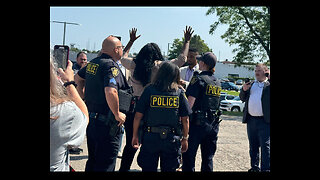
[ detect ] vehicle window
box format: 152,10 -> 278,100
233,96 -> 240,101
226,96 -> 234,100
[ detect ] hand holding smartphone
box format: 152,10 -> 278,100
53,45 -> 69,70
243,78 -> 252,91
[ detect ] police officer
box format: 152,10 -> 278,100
75,35 -> 128,171
182,52 -> 222,172
132,62 -> 192,172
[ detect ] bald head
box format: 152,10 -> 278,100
101,35 -> 123,61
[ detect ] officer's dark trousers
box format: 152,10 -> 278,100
247,115 -> 270,171
119,111 -> 137,172
137,132 -> 181,172
85,115 -> 122,172
182,122 -> 219,172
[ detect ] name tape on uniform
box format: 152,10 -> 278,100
86,63 -> 99,75
205,85 -> 221,96
150,95 -> 179,108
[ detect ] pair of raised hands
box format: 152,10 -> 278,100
128,25 -> 194,43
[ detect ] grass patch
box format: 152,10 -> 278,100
221,89 -> 240,96
222,111 -> 243,116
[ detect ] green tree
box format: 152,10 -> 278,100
168,34 -> 212,59
206,6 -> 270,65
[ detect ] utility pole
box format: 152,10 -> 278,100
50,21 -> 81,45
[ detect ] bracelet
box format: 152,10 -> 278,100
182,135 -> 189,140
63,81 -> 77,88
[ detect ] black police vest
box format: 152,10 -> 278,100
193,74 -> 221,112
144,87 -> 182,129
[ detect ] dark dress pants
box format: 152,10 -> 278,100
247,115 -> 270,171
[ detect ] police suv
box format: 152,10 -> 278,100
219,96 -> 245,112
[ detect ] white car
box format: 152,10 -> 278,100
220,96 -> 245,112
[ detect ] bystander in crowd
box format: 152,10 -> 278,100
50,55 -> 88,172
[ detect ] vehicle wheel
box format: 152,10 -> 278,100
231,107 -> 240,112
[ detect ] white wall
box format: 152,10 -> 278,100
214,62 -> 256,79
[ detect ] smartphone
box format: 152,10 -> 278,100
53,45 -> 69,70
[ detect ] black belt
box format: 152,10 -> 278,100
144,126 -> 177,139
145,126 -> 176,134
89,112 -> 109,121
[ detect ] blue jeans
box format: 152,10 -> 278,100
247,115 -> 270,171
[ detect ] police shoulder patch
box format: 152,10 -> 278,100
111,67 -> 119,77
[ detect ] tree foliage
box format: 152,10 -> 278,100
168,34 -> 212,59
206,6 -> 270,65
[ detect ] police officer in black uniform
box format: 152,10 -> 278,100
75,35 -> 128,172
132,62 -> 191,172
182,52 -> 222,172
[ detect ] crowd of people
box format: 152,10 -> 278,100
50,26 -> 270,172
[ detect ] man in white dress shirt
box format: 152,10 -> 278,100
179,48 -> 200,88
240,63 -> 270,172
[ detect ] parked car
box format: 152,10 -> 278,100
219,94 -> 235,103
220,96 -> 245,112
221,82 -> 239,92
236,79 -> 243,85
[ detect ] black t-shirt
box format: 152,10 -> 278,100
77,53 -> 128,115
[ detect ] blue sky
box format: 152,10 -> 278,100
50,6 -> 237,61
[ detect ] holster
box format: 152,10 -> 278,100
192,110 -> 222,127
89,111 -> 120,137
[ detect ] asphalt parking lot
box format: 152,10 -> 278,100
70,114 -> 250,172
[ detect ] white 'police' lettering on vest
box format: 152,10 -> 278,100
205,85 -> 221,96
150,95 -> 179,108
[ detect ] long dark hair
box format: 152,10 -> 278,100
133,43 -> 164,86
152,62 -> 180,92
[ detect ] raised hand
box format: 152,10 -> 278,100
129,28 -> 141,42
184,26 -> 194,42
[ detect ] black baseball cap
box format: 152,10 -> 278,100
196,52 -> 217,69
